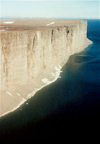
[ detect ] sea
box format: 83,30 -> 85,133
0,19 -> 100,143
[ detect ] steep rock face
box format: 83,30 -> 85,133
0,19 -> 92,117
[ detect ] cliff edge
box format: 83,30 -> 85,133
0,19 -> 92,117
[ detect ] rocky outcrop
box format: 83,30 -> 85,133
0,19 -> 92,117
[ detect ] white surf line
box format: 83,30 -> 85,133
3,21 -> 14,24
6,91 -> 12,97
46,22 -> 55,26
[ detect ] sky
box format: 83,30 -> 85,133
0,0 -> 100,19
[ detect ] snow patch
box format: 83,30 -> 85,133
37,31 -> 40,41
46,22 -> 55,26
42,78 -> 48,83
6,91 -> 12,96
42,78 -> 52,84
55,66 -> 60,71
16,93 -> 20,96
55,66 -> 62,72
3,21 -> 14,24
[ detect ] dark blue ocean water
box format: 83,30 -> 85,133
0,19 -> 100,143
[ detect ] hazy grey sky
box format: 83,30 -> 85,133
0,0 -> 99,19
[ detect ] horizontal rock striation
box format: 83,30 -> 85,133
0,19 -> 92,117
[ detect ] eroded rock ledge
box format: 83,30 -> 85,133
0,19 -> 92,117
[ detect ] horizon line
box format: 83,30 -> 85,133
0,17 -> 100,20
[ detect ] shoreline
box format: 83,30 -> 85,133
0,65 -> 62,118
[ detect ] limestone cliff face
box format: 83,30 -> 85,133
0,20 -> 92,117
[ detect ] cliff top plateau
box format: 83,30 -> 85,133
0,19 -> 84,31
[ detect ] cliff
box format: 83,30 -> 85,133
0,19 -> 92,117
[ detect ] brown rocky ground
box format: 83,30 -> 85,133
0,18 -> 83,31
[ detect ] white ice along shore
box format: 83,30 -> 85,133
42,65 -> 62,85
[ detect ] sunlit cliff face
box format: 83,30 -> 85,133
0,19 -> 92,117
